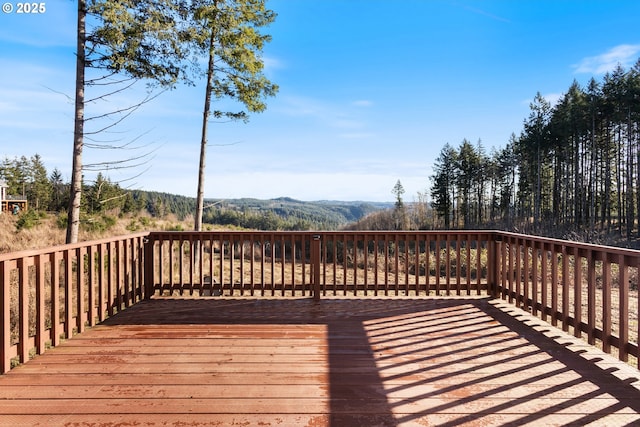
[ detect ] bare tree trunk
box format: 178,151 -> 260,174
194,30 -> 216,232
66,0 -> 86,244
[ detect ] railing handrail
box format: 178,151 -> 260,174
496,230 -> 640,259
0,231 -> 151,262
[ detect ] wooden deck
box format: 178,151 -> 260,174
1,296 -> 640,426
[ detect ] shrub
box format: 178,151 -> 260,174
126,219 -> 140,232
56,214 -> 67,229
82,214 -> 117,233
16,209 -> 41,231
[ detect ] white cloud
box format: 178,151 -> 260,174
574,44 -> 640,74
263,56 -> 285,71
352,100 -> 373,107
276,95 -> 372,132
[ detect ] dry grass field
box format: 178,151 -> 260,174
0,213 -> 199,254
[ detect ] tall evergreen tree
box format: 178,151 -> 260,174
27,154 -> 52,211
519,92 -> 552,230
391,179 -> 407,230
183,0 -> 279,232
430,144 -> 458,228
49,168 -> 68,212
67,0 -> 188,243
456,139 -> 480,228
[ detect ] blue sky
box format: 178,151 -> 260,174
1,1 -> 640,202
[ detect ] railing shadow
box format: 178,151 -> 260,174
100,296 -> 640,426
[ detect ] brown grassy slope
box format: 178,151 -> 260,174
0,213 -> 198,254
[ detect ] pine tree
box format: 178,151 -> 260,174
67,0 -> 189,243
430,144 -> 458,229
182,0 -> 279,231
391,179 -> 407,230
27,154 -> 52,211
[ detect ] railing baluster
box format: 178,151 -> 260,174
301,234 -> 306,296
77,247 -> 85,333
18,257 -> 29,364
36,254 -> 46,354
1,260 -> 11,373
561,246 -> 570,332
312,235 -> 321,301
531,242 -> 538,316
283,235 -> 287,296
122,241 -> 130,307
425,235 -> 431,295
515,237 -> 522,305
445,234 -> 451,295
384,234 -> 389,296
435,235 -> 441,295
551,245 -> 558,326
522,239 -> 529,310
587,249 -> 596,345
64,249 -> 73,338
249,234 -> 254,297
500,237 -> 507,300
507,238 -> 514,303
116,241 -> 123,311
352,235 -> 357,296
50,252 -> 60,347
394,234 -> 400,296
260,237 -> 265,297
403,235 -> 409,295
98,244 -> 106,320
455,234 -> 462,296
465,234 -> 471,296
88,245 -> 96,326
541,243 -> 549,322
573,248 -> 583,338
602,254 -> 612,353
375,234 -> 380,295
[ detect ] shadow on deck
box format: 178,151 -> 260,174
1,296 -> 640,426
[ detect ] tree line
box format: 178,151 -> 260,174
429,59 -> 640,241
1,155 -> 143,229
0,156 -> 383,231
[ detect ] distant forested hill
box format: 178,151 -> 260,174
130,191 -> 391,230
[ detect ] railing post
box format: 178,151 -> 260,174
312,234 -> 321,301
144,236 -> 154,299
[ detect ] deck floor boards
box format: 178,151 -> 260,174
1,296 -> 640,426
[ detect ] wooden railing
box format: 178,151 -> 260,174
495,232 -> 640,365
0,232 -> 148,373
144,231 -> 495,298
2,230 -> 639,374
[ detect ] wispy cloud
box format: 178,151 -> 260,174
574,44 -> 640,74
454,2 -> 511,23
262,56 -> 286,78
352,100 -> 373,107
277,95 -> 370,131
